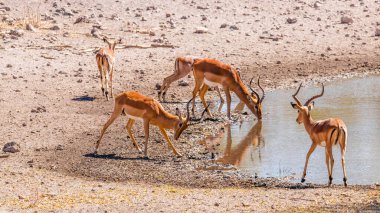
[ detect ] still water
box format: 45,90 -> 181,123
202,75 -> 380,185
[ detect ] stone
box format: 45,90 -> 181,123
375,29 -> 380,36
3,142 -> 20,153
26,23 -> 37,32
341,16 -> 353,24
74,16 -> 89,24
9,29 -> 24,37
178,80 -> 189,86
286,18 -> 297,24
50,25 -> 60,30
230,25 -> 239,30
194,27 -> 208,34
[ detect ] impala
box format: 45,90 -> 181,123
94,91 -> 205,158
291,83 -> 348,186
96,37 -> 122,100
191,58 -> 265,120
158,56 -> 225,104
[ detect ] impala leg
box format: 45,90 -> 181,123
223,86 -> 232,119
109,68 -> 114,98
143,119 -> 150,159
340,140 -> 347,187
159,75 -> 171,102
159,127 -> 182,157
125,119 -> 142,153
95,104 -> 123,154
199,84 -> 212,117
301,143 -> 317,183
325,149 -> 331,183
327,145 -> 334,186
191,77 -> 204,117
96,57 -> 105,95
104,69 -> 110,101
216,87 -> 225,104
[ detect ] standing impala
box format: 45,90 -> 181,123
191,58 -> 265,120
96,37 -> 122,100
290,83 -> 348,186
158,56 -> 225,104
95,91 -> 203,158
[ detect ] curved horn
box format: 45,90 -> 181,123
249,78 -> 261,103
304,83 -> 324,106
257,77 -> 265,103
292,83 -> 303,106
200,102 -> 211,121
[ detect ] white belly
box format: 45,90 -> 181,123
125,113 -> 143,122
204,79 -> 221,87
319,141 -> 326,147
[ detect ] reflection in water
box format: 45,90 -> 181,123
216,121 -> 263,166
199,75 -> 380,184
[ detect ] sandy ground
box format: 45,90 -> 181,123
0,0 -> 379,211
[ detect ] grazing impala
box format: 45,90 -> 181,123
291,83 -> 348,186
191,58 -> 265,120
158,56 -> 225,103
96,37 -> 122,100
95,91 -> 204,158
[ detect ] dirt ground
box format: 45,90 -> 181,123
0,0 -> 379,212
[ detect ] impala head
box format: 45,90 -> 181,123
174,98 -> 192,140
174,98 -> 209,140
290,83 -> 324,124
248,77 -> 266,119
103,37 -> 122,51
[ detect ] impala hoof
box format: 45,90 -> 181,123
343,177 -> 347,187
301,178 -> 306,183
176,154 -> 183,158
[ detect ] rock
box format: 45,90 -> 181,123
178,80 -> 189,86
229,25 -> 239,30
63,32 -> 69,37
3,142 -> 20,153
49,25 -> 60,30
55,145 -> 64,150
314,1 -> 321,8
6,64 -> 12,68
26,23 -> 37,32
91,27 -> 102,38
286,18 -> 297,24
1,6 -> 11,11
341,16 -> 353,24
9,29 -> 24,37
194,27 -> 208,34
74,16 -> 89,24
220,23 -> 228,28
375,29 -> 380,36
155,83 -> 161,90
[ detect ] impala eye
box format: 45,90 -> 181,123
179,123 -> 183,127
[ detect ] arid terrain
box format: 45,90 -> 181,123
0,0 -> 379,212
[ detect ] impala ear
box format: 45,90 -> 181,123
307,101 -> 315,111
291,102 -> 301,109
